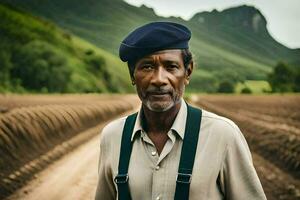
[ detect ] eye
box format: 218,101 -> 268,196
166,64 -> 179,70
141,64 -> 154,70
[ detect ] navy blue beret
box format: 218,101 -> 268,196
119,22 -> 191,63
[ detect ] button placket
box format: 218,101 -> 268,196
155,165 -> 160,170
141,132 -> 159,165
156,130 -> 176,165
152,161 -> 164,200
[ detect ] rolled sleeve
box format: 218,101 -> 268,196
219,128 -> 267,200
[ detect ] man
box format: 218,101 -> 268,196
95,22 -> 266,200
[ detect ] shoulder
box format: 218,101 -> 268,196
201,109 -> 252,158
200,109 -> 244,145
102,116 -> 127,137
99,116 -> 127,149
201,109 -> 239,131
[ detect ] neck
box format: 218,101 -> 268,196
142,100 -> 182,134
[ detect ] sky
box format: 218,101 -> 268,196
124,0 -> 300,49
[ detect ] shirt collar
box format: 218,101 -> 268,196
131,99 -> 187,141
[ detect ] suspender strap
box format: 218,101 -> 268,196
114,113 -> 137,200
174,104 -> 202,200
115,103 -> 202,200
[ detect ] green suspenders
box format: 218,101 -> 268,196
114,112 -> 137,200
114,103 -> 202,200
174,104 -> 202,200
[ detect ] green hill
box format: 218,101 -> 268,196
0,3 -> 132,93
1,0 -> 299,93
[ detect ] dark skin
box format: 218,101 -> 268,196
142,103 -> 181,155
132,49 -> 193,154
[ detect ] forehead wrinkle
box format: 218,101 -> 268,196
155,53 -> 182,64
146,56 -> 180,66
137,49 -> 183,66
155,50 -> 182,61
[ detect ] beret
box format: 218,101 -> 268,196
119,22 -> 191,63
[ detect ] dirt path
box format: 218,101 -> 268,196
3,104 -> 140,200
6,133 -> 100,200
5,126 -> 299,199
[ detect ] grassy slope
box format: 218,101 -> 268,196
59,5 -> 274,80
235,80 -> 271,93
0,3 -> 132,93
1,0 -> 299,92
70,36 -> 133,92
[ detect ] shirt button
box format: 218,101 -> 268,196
156,196 -> 160,200
151,151 -> 156,156
155,166 -> 160,170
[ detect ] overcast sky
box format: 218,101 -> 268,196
124,0 -> 300,49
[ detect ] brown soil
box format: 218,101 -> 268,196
5,134 -> 100,200
3,94 -> 300,200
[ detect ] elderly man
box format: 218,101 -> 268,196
95,22 -> 266,200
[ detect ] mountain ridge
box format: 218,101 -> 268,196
1,0 -> 299,92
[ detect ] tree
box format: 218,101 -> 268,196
293,69 -> 300,92
84,54 -> 106,73
217,81 -> 234,93
11,40 -> 72,92
241,87 -> 252,94
268,62 -> 294,93
0,51 -> 13,89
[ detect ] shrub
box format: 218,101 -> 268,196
217,81 -> 235,93
241,87 -> 252,94
11,40 -> 72,92
268,62 -> 294,93
293,69 -> 300,92
84,54 -> 106,73
0,51 -> 12,87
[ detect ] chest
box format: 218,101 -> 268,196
147,132 -> 169,155
111,137 -> 225,200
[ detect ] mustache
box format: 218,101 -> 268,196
146,86 -> 173,94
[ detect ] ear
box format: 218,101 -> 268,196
184,61 -> 194,85
128,63 -> 136,85
129,68 -> 136,85
131,76 -> 136,85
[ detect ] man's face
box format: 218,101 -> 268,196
133,49 -> 193,112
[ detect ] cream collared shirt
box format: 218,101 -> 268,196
95,101 -> 266,200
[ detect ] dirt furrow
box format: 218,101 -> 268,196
6,133 -> 100,200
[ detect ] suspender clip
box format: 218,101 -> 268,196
176,173 -> 192,184
114,174 -> 129,184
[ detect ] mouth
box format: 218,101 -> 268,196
147,91 -> 171,98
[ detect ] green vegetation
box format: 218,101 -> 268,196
0,3 -> 132,93
235,80 -> 271,93
267,62 -> 300,93
11,40 -> 72,93
0,1 -> 299,93
187,69 -> 218,93
240,87 -> 252,94
217,81 -> 235,93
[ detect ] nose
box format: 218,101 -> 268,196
150,66 -> 168,87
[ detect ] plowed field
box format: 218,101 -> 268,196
190,94 -> 300,200
1,94 -> 299,200
0,94 -> 140,199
